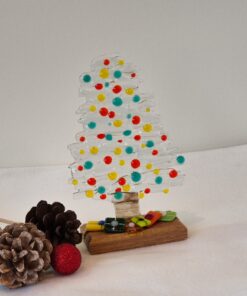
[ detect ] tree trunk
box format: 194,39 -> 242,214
113,192 -> 140,218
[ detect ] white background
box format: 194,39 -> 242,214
0,0 -> 247,167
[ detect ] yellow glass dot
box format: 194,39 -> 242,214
141,143 -> 146,148
146,163 -> 153,170
89,105 -> 96,112
108,172 -> 118,180
139,192 -> 145,199
122,184 -> 131,192
146,107 -> 151,112
79,149 -> 85,155
163,188 -> 169,194
119,159 -> 125,166
118,59 -> 125,65
114,147 -> 122,155
153,169 -> 160,175
143,123 -> 153,133
90,146 -> 99,155
99,68 -> 109,79
113,120 -> 123,128
125,88 -> 134,95
72,179 -> 78,186
97,93 -> 106,102
86,190 -> 94,198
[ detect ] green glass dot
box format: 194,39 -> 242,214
106,134 -> 113,141
97,186 -> 106,194
133,95 -> 141,103
88,121 -> 96,129
146,140 -> 154,148
114,192 -> 123,200
112,97 -> 123,107
105,82 -> 110,87
155,176 -> 163,184
123,130 -> 132,136
177,155 -> 185,164
131,171 -> 142,183
127,113 -> 132,119
114,70 -> 122,79
84,161 -> 93,170
83,74 -> 91,83
125,146 -> 134,154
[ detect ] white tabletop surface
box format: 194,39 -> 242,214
0,145 -> 246,296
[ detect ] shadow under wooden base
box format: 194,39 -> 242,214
81,218 -> 188,255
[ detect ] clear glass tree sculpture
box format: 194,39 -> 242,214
68,55 -> 185,218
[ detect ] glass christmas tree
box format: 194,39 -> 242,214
68,55 -> 185,218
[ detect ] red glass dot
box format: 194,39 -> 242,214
118,177 -> 126,186
77,165 -> 83,171
100,194 -> 107,200
97,133 -> 105,139
112,85 -> 122,94
169,169 -> 178,178
134,135 -> 141,141
104,59 -> 110,66
161,134 -> 167,141
79,136 -> 85,142
104,156 -> 112,165
144,188 -> 151,194
152,149 -> 159,156
132,115 -> 141,125
131,73 -> 136,78
115,187 -> 122,192
108,111 -> 115,118
99,107 -> 108,117
87,178 -> 96,186
131,159 -> 141,169
118,139 -> 123,143
95,83 -> 103,90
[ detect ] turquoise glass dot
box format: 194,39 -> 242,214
88,121 -> 96,129
112,97 -> 123,107
125,146 -> 134,154
114,192 -> 123,200
108,122 -> 112,126
105,82 -> 110,87
84,161 -> 93,170
127,113 -> 132,119
155,176 -> 163,184
114,70 -> 122,79
97,186 -> 106,194
133,95 -> 141,103
123,130 -> 132,136
83,74 -> 91,83
146,140 -> 154,148
106,134 -> 113,141
131,171 -> 142,183
177,155 -> 185,164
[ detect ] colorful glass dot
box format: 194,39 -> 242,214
114,192 -> 123,200
134,135 -> 141,141
153,169 -> 160,175
131,159 -> 140,169
161,134 -> 167,141
87,178 -> 96,186
114,147 -> 122,155
79,149 -> 85,155
143,123 -> 153,132
89,105 -> 96,112
163,188 -> 169,194
85,190 -> 94,198
99,68 -> 109,79
104,59 -> 110,66
84,161 -> 93,170
72,179 -> 78,185
127,113 -> 132,119
88,121 -> 96,129
105,134 -> 113,141
105,82 -> 110,87
108,111 -> 115,118
125,146 -> 134,154
155,176 -> 163,184
118,59 -> 125,65
146,163 -> 153,170
125,88 -> 134,95
104,156 -> 112,164
144,188 -> 151,194
131,171 -> 141,182
146,140 -> 154,148
123,130 -> 132,136
95,83 -> 103,90
112,97 -> 123,107
77,165 -> 83,171
132,115 -> 141,125
90,146 -> 99,155
169,169 -> 178,178
112,85 -> 122,94
177,155 -> 185,164
115,187 -> 122,192
122,184 -> 130,192
99,107 -> 108,116
152,149 -> 158,156
97,133 -> 105,139
139,192 -> 145,199
97,93 -> 106,102
114,70 -> 122,79
79,136 -> 85,142
119,159 -> 125,166
82,74 -> 91,83
108,172 -> 118,180
97,186 -> 106,194
131,73 -> 136,78
113,120 -> 123,127
100,194 -> 107,200
146,107 -> 151,112
133,95 -> 141,103
141,143 -> 146,148
118,177 -> 126,186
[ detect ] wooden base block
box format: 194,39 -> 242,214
81,218 -> 188,255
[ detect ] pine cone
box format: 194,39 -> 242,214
0,223 -> 53,289
25,200 -> 82,246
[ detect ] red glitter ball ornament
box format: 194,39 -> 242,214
131,159 -> 141,169
97,133 -> 105,139
152,149 -> 159,156
99,107 -> 108,116
100,194 -> 107,200
104,156 -> 112,164
79,136 -> 85,142
77,165 -> 83,171
104,59 -> 110,66
95,83 -> 103,90
132,116 -> 141,125
169,169 -> 178,178
112,85 -> 122,94
51,243 -> 81,275
87,178 -> 96,186
108,111 -> 115,118
118,177 -> 126,186
161,134 -> 167,141
144,188 -> 151,194
134,135 -> 141,141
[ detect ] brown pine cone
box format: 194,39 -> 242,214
25,200 -> 82,246
0,223 -> 53,289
